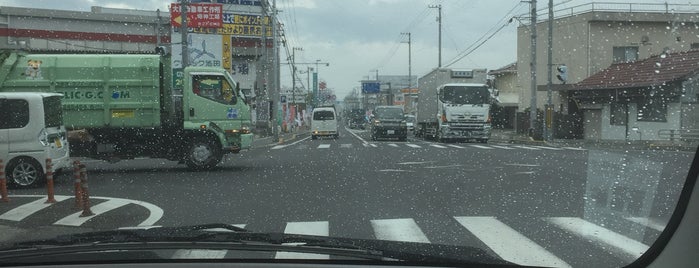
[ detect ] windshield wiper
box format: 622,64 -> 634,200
0,223 -> 510,265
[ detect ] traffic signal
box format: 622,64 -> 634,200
556,65 -> 568,84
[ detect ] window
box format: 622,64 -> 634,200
610,103 -> 627,125
637,97 -> 667,122
613,46 -> 639,63
313,110 -> 334,120
192,75 -> 236,105
43,96 -> 63,128
0,99 -> 30,129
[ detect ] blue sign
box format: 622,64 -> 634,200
361,82 -> 381,94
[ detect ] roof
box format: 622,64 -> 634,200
488,62 -> 517,75
572,49 -> 699,90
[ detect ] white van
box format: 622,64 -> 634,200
311,107 -> 339,139
0,92 -> 70,187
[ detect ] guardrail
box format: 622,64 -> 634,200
658,129 -> 699,142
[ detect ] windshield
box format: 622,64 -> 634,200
374,108 -> 403,120
0,1 -> 697,268
440,86 -> 489,104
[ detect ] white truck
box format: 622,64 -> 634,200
415,68 -> 496,143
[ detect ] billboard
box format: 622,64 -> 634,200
361,81 -> 380,94
171,33 -> 223,69
170,3 -> 223,28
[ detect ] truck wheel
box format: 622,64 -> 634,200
186,139 -> 222,170
6,157 -> 45,188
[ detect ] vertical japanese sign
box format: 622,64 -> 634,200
170,3 -> 223,28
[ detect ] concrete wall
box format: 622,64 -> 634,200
592,102 -> 683,141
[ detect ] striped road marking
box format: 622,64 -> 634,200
388,143 -> 399,147
547,217 -> 649,260
406,144 -> 422,148
371,218 -> 430,243
340,144 -> 352,148
54,199 -> 131,226
275,221 -> 330,259
448,145 -> 465,148
454,216 -> 571,268
430,144 -> 447,148
317,144 -> 331,149
0,196 -> 71,221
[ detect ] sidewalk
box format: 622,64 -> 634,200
490,128 -> 697,152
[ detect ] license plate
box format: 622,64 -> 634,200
387,130 -> 395,135
54,138 -> 62,148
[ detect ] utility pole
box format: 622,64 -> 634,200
179,0 -> 189,68
529,0 -> 538,139
545,0 -> 553,141
401,32 -> 411,88
292,47 -> 303,110
271,0 -> 279,141
429,4 -> 442,67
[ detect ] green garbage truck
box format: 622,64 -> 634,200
0,49 -> 253,170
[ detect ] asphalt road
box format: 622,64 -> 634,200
1,124 -> 695,267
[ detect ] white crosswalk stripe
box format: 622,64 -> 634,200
340,144 -> 352,148
276,141 -> 577,151
448,144 -> 465,148
454,216 -> 571,267
162,216 -> 651,262
317,144 -> 331,149
430,144 -> 447,148
371,218 -> 430,243
406,143 -> 422,148
624,217 -> 666,232
275,221 -> 330,259
547,217 -> 650,260
388,143 -> 399,147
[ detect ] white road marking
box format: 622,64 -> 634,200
371,218 -> 430,243
469,145 -> 493,149
370,144 -> 378,147
625,217 -> 666,232
531,145 -> 563,150
513,145 -> 541,150
504,163 -> 540,167
563,147 -> 587,151
406,144 -> 422,148
378,169 -> 415,172
317,144 -> 331,149
54,199 -> 131,226
515,171 -> 536,175
0,196 -> 70,221
388,143 -> 399,147
271,145 -> 287,150
430,144 -> 447,148
345,126 -> 368,143
490,145 -> 515,149
4,195 -> 163,227
547,217 -> 649,260
362,143 -> 370,147
454,216 -> 571,268
340,144 -> 352,148
172,249 -> 228,259
448,144 -> 465,148
397,161 -> 434,165
275,221 -> 330,259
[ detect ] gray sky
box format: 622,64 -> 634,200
1,0 -> 687,97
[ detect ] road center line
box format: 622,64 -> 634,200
345,126 -> 368,144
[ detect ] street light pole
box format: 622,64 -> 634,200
179,0 -> 189,68
529,0 -> 538,139
401,32 -> 411,88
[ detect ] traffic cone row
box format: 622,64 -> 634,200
45,158 -> 56,203
78,163 -> 94,217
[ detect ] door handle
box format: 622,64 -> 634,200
190,108 -> 195,117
